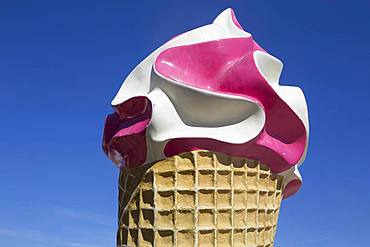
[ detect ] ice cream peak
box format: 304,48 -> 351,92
102,9 -> 309,198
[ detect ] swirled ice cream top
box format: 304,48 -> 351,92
102,9 -> 309,198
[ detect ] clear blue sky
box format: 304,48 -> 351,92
1,1 -> 369,246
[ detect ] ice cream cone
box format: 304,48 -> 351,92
117,150 -> 283,247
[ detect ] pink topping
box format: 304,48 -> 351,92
154,37 -> 306,173
102,10 -> 306,197
102,97 -> 151,167
283,180 -> 302,199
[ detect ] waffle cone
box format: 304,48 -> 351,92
117,150 -> 283,247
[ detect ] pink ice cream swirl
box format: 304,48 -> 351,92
102,9 -> 309,198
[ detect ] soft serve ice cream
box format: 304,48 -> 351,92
103,8 -> 309,198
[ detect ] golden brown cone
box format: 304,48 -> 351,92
117,150 -> 283,247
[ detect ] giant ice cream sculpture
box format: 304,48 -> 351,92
103,9 -> 308,247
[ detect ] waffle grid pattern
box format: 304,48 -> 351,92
117,151 -> 283,247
